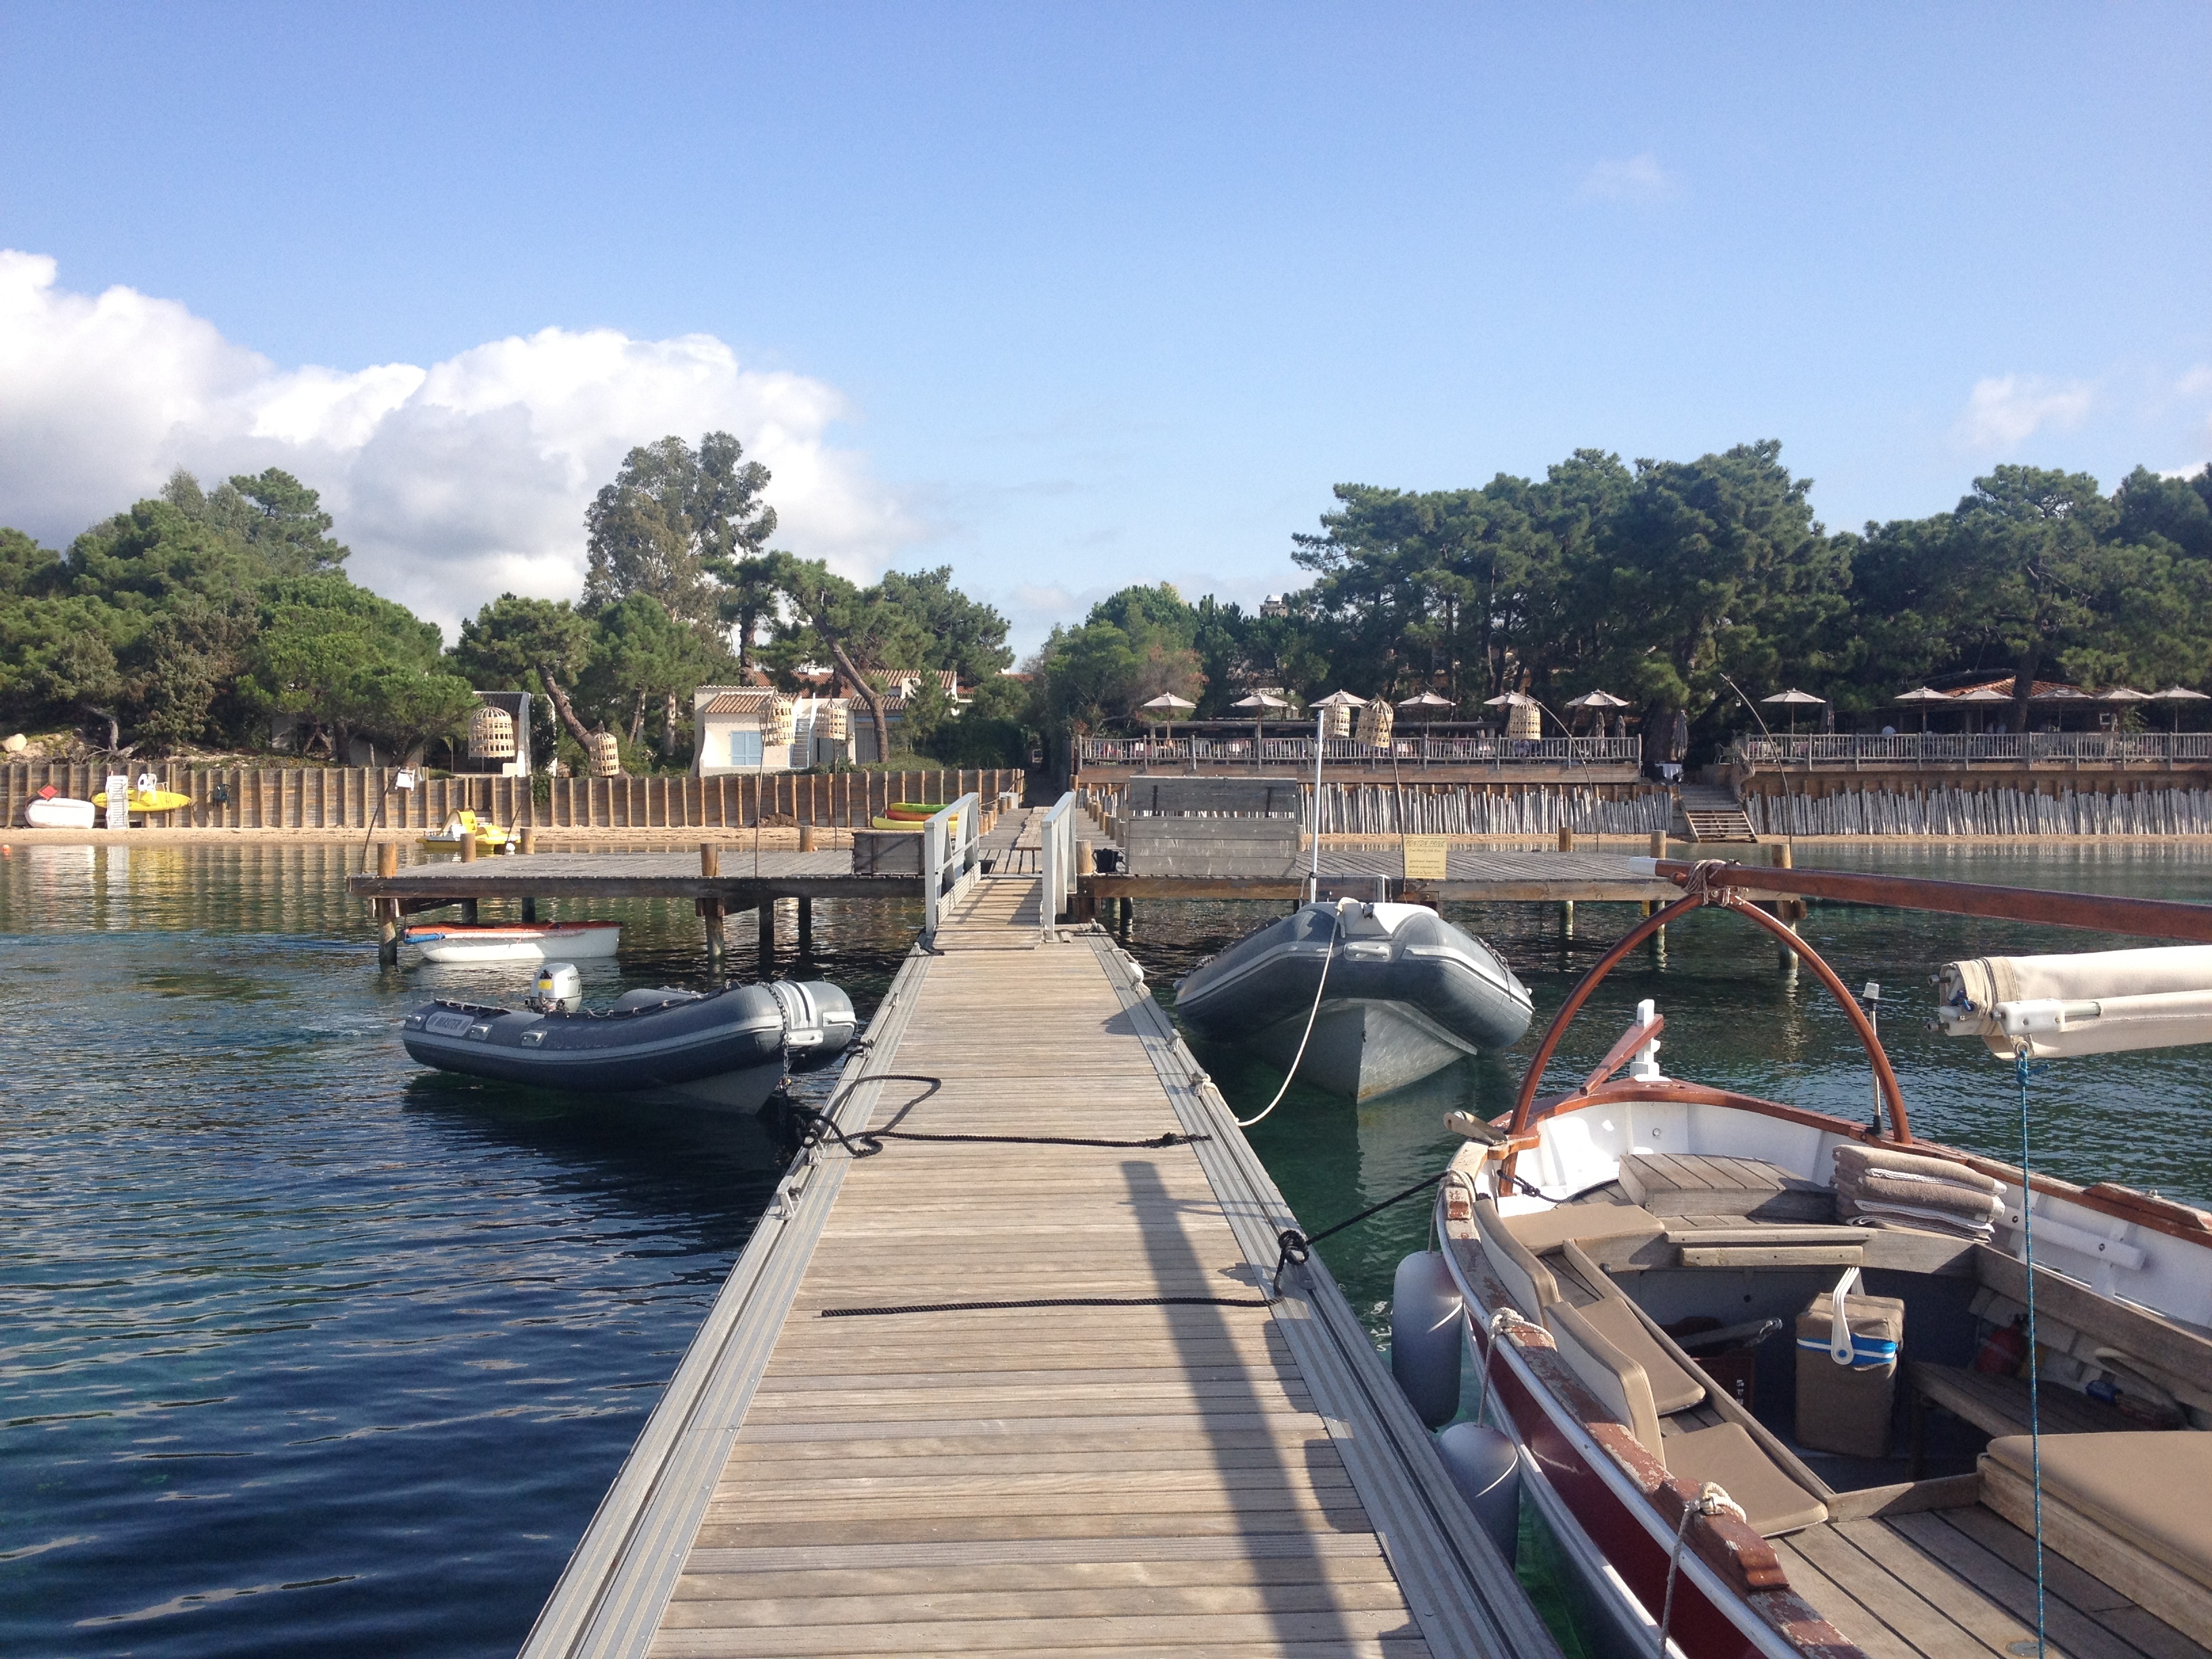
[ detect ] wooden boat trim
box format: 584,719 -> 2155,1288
1439,1174 -> 1859,1659
1643,857 -> 2212,945
1505,888 -> 1912,1180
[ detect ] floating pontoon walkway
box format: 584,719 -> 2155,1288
517,859 -> 1556,1659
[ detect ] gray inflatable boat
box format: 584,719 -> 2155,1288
401,970 -> 856,1113
1175,900 -> 1530,1099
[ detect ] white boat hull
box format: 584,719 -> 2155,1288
1250,996 -> 1479,1099
404,923 -> 622,962
23,798 -> 98,829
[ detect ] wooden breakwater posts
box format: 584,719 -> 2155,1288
4,762 -> 1022,834
516,862 -> 1559,1659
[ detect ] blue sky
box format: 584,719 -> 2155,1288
2,2 -> 2207,653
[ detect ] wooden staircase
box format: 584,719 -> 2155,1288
1677,784 -> 1759,843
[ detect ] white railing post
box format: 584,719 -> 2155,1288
1040,790 -> 1076,943
920,792 -> 981,943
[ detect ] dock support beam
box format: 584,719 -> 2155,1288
459,898 -> 478,924
521,897 -> 537,923
1770,841 -> 1802,979
796,896 -> 813,957
1561,899 -> 1574,939
700,844 -> 724,972
758,900 -> 777,973
375,842 -> 401,966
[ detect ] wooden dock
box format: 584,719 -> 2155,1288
516,855 -> 1557,1659
1088,847 -> 1680,905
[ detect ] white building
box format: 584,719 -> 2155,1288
693,687 -> 864,775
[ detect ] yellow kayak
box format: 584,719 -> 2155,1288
91,788 -> 192,814
420,811 -> 510,852
869,815 -> 927,832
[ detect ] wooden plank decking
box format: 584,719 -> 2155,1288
520,856 -> 1553,1659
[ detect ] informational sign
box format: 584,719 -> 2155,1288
1402,834 -> 1449,881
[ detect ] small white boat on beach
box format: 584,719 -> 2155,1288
401,920 -> 621,962
22,796 -> 97,829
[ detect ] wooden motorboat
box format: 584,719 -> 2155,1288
1419,861 -> 2212,1659
1176,898 -> 1532,1099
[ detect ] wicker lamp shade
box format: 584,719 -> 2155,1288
1356,699 -> 1395,745
467,703 -> 517,760
588,731 -> 623,776
817,702 -> 851,741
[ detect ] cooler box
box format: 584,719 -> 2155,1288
1795,1273 -> 1904,1458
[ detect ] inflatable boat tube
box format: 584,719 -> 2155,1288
1174,899 -> 1531,1100
401,978 -> 857,1112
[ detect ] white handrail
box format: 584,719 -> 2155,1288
921,792 -> 982,941
1039,790 -> 1077,943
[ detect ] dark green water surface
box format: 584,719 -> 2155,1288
2,840 -> 2207,1655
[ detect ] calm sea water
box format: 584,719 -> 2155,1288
3,838 -> 2208,1656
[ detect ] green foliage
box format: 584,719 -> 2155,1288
588,431 -> 775,635
875,567 -> 1015,682
581,592 -> 731,756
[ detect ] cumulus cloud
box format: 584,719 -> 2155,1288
1577,152 -> 1681,204
0,250 -> 915,636
1953,373 -> 2096,452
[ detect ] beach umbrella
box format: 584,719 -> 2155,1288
1896,685 -> 1948,733
1565,689 -> 1630,738
1139,692 -> 1195,745
1229,691 -> 1289,756
1311,689 -> 1367,706
1761,687 -> 1826,735
2098,686 -> 2152,701
1951,684 -> 2012,734
1395,690 -> 1452,750
2152,686 -> 2211,733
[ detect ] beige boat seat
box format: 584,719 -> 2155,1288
1473,1193 -> 1560,1317
1500,1197 -> 1668,1254
1548,1300 -> 1828,1538
1985,1432 -> 2212,1601
1555,1240 -> 1707,1415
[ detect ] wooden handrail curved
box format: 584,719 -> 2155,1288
1504,890 -> 1911,1176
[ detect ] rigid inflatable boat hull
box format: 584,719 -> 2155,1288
1176,901 -> 1530,1099
400,979 -> 855,1112
1248,996 -> 1485,1101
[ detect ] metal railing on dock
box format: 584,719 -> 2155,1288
919,792 -> 983,941
1736,732 -> 2212,766
1083,734 -> 1639,768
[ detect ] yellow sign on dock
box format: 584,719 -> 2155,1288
1403,834 -> 1449,880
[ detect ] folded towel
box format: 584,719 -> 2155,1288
1833,1145 -> 2002,1239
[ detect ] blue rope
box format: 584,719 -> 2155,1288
2014,1046 -> 2048,1659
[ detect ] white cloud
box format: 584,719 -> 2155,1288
1953,373 -> 2096,452
0,250 -> 915,638
1577,152 -> 1680,204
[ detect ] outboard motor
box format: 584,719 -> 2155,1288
769,980 -> 858,1070
529,962 -> 583,1014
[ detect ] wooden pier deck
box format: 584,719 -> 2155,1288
517,861 -> 1555,1659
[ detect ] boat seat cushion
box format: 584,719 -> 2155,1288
1502,1200 -> 1666,1254
1662,1423 -> 1830,1538
1474,1195 -> 1559,1317
1561,1294 -> 1708,1416
1547,1300 -> 1665,1456
1554,1240 -> 1706,1415
1984,1432 -> 2212,1593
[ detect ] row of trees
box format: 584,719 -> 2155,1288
1029,445 -> 2212,756
0,434 -> 1029,771
12,430 -> 2209,771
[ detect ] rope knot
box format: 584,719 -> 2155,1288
1683,859 -> 1737,907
